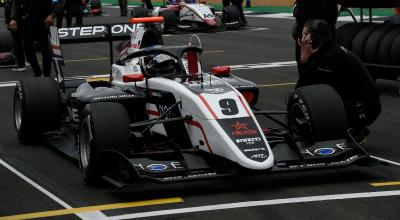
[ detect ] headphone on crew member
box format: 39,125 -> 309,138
305,19 -> 332,50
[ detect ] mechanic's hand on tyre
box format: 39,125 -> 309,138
9,20 -> 17,31
298,34 -> 318,64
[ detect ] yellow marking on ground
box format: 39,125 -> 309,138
86,77 -> 111,82
370,182 -> 400,187
258,82 -> 296,87
64,57 -> 111,63
0,197 -> 183,220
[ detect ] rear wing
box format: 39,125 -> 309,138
58,23 -> 142,44
50,17 -> 164,89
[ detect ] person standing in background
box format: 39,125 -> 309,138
65,0 -> 83,27
9,0 -> 65,77
4,0 -> 26,71
292,0 -> 339,82
118,0 -> 127,16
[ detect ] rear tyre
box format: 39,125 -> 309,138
223,5 -> 241,27
131,7 -> 148,18
287,84 -> 348,142
79,102 -> 131,185
14,78 -> 62,144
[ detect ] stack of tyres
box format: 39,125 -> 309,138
336,23 -> 400,81
390,35 -> 400,66
351,23 -> 381,60
378,26 -> 400,65
336,23 -> 370,50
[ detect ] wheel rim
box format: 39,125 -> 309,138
14,86 -> 22,131
79,117 -> 92,170
290,103 -> 312,139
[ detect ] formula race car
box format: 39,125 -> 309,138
131,0 -> 244,33
14,17 -> 373,187
82,0 -> 103,16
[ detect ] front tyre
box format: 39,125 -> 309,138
79,102 -> 131,185
14,78 -> 62,144
287,84 -> 348,142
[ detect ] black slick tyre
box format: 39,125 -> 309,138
14,78 -> 62,144
390,35 -> 400,66
287,84 -> 348,142
79,102 -> 130,185
336,23 -> 369,50
222,5 -> 240,26
364,24 -> 394,63
379,26 -> 400,65
351,23 -> 381,60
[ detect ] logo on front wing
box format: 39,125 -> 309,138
250,154 -> 268,159
230,121 -> 257,136
236,137 -> 262,145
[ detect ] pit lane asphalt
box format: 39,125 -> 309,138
1,8 -> 400,220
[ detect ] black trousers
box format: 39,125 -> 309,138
58,1 -> 83,27
21,17 -> 52,77
10,29 -> 26,67
118,0 -> 128,16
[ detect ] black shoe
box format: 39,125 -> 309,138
351,127 -> 369,145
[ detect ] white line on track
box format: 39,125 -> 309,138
0,159 -> 107,220
246,13 -> 385,22
0,81 -> 17,88
230,61 -> 296,70
371,155 -> 400,167
0,61 -> 296,88
106,190 -> 400,219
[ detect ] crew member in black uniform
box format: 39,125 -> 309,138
222,0 -> 246,24
118,0 -> 128,16
9,0 -> 64,77
293,0 -> 338,71
4,0 -> 26,71
297,19 -> 381,141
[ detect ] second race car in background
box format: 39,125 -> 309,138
131,0 -> 245,32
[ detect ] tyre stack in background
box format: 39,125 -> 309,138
336,22 -> 400,82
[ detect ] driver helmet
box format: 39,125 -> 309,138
144,54 -> 177,76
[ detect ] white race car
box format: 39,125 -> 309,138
13,17 -> 374,187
